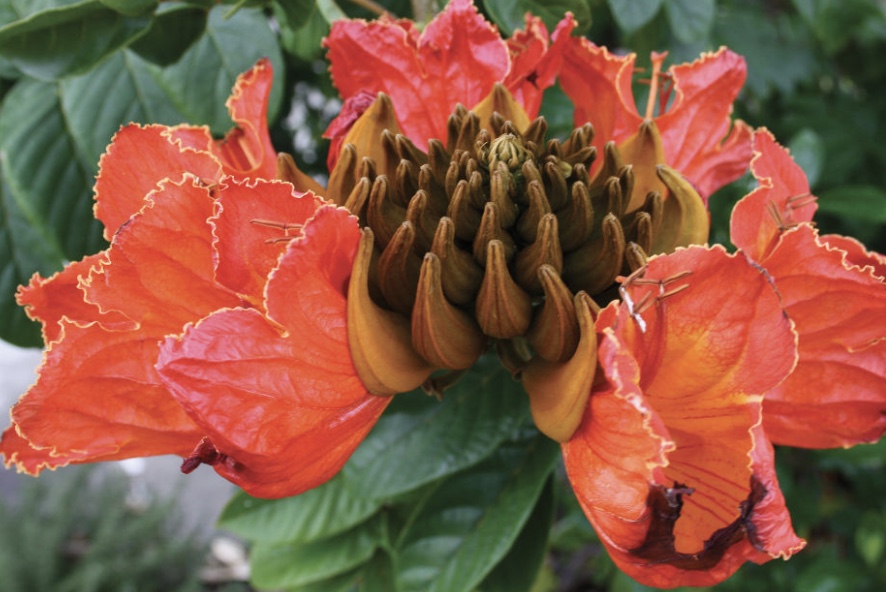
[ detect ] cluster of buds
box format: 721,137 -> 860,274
311,86 -> 708,441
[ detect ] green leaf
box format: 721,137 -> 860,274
817,185 -> 886,223
342,355 -> 531,501
0,4 -> 283,345
128,2 -> 208,66
712,5 -> 819,98
788,128 -> 825,187
0,176 -> 64,346
482,0 -> 591,36
250,516 -> 381,590
150,5 -> 285,133
316,0 -> 345,23
0,76 -> 103,261
607,0 -> 662,34
663,0 -> 715,43
0,1 -> 152,80
475,475 -> 555,592
217,473 -> 381,545
394,429 -> 560,592
274,0 -> 329,62
98,0 -> 157,15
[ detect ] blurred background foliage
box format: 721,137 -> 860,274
0,0 -> 884,590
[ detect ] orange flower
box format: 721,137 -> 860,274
323,0 -> 574,165
564,246 -> 805,588
559,42 -> 753,202
731,129 -> 886,448
1,61 -> 388,499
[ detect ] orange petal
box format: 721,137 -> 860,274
2,321 -> 203,472
759,225 -> 886,448
821,233 -> 886,280
503,13 -> 576,118
16,253 -> 133,344
211,179 -> 324,307
656,48 -> 752,198
83,179 -> 241,334
324,0 -> 509,150
1,424 -> 94,474
157,206 -> 387,498
210,58 -> 279,179
731,128 -> 818,261
559,38 -> 641,174
93,125 -> 223,240
565,245 -> 800,587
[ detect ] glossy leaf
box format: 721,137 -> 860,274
0,176 -> 63,346
0,4 -> 282,346
250,517 -> 382,590
607,0 -> 662,34
393,429 -> 559,592
218,473 -> 381,545
128,2 -> 208,66
664,0 -> 716,43
342,355 -> 531,501
483,0 -> 591,36
0,1 -> 152,80
475,476 -> 555,592
0,77 -> 103,262
788,128 -> 825,187
817,185 -> 886,223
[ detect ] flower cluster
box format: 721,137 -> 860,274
2,0 -> 884,587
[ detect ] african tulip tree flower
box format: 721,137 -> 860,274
731,129 -> 886,449
323,0 -> 575,166
564,246 -> 805,587
0,60 -> 390,499
559,41 -> 753,204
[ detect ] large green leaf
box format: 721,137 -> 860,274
817,185 -> 886,223
342,355 -> 532,501
393,429 -> 560,592
0,4 -> 283,346
128,2 -> 208,66
250,516 -> 383,590
0,76 -> 102,261
607,0 -> 662,34
482,0 -> 591,36
663,0 -> 715,43
0,176 -> 65,346
218,473 -> 381,545
0,0 -> 152,80
475,475 -> 555,592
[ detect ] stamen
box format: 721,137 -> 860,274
656,283 -> 690,302
633,290 -> 655,315
250,218 -> 303,233
251,218 -> 304,243
643,52 -> 667,120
